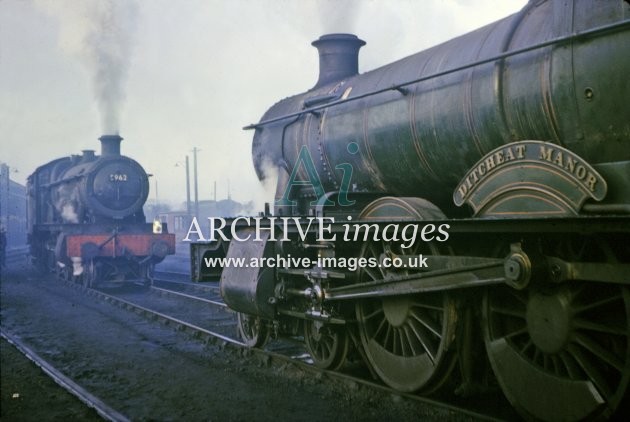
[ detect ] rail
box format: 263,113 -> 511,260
1,329 -> 130,422
54,274 -> 514,420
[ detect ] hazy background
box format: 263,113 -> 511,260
1,0 -> 527,211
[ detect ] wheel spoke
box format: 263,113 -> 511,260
383,323 -> 393,349
411,300 -> 443,311
484,237 -> 630,420
567,343 -> 613,399
551,355 -> 562,375
398,328 -> 409,356
363,307 -> 384,321
573,294 -> 622,313
490,304 -> 525,319
559,350 -> 583,380
520,339 -> 534,355
408,241 -> 420,256
572,318 -> 627,336
314,342 -> 322,357
355,197 -> 457,393
503,326 -> 527,340
363,266 -> 381,282
367,242 -> 379,259
409,319 -> 436,363
402,325 -> 420,356
323,338 -> 333,356
573,332 -> 625,372
372,317 -> 387,340
304,321 -> 348,370
533,348 -> 541,365
238,313 -> 268,348
368,243 -> 386,279
392,329 -> 400,355
410,309 -> 441,338
543,354 -> 550,371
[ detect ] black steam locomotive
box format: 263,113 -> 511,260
27,135 -> 175,287
191,0 -> 630,419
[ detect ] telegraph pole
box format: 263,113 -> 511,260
185,155 -> 191,218
192,147 -> 200,220
0,163 -> 8,231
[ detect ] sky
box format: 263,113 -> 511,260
0,0 -> 527,211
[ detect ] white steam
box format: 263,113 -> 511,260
318,0 -> 362,34
61,203 -> 79,224
254,157 -> 280,214
35,0 -> 138,134
55,183 -> 81,223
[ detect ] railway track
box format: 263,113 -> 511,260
152,269 -> 192,283
88,284 -> 240,346
1,329 -> 129,422
55,275 -> 516,421
152,278 -> 226,308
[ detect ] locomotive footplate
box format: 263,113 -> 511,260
65,233 -> 176,259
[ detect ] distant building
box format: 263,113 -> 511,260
157,211 -> 190,236
0,163 -> 27,249
197,198 -> 254,218
157,198 -> 254,239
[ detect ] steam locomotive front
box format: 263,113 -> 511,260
84,135 -> 149,220
52,135 -> 149,222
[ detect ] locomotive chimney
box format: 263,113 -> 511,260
312,34 -> 365,89
99,134 -> 123,156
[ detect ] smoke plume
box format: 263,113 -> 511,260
318,0 -> 362,33
36,0 -> 138,134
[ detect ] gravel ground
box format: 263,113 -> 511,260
1,337 -> 102,421
154,240 -> 191,274
1,267 -> 475,421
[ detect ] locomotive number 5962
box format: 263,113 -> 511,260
109,173 -> 128,182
